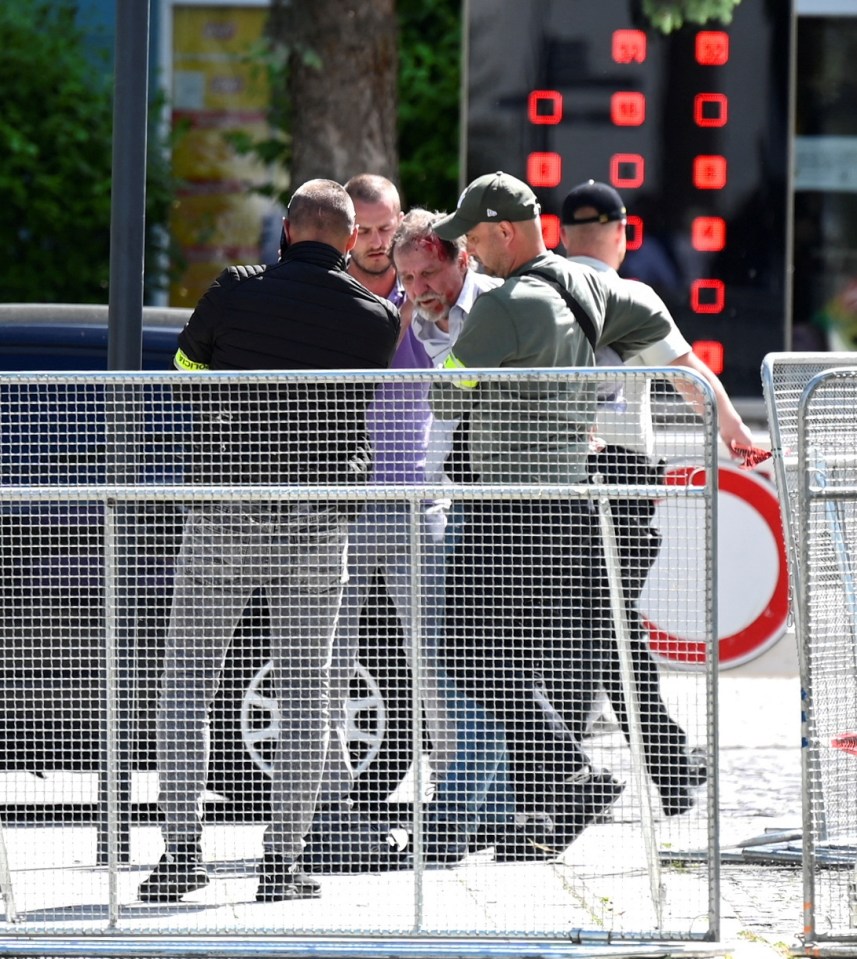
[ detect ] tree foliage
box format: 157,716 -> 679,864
0,0 -> 174,304
234,0 -> 461,214
397,0 -> 461,212
638,0 -> 743,33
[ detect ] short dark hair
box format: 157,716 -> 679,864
287,179 -> 356,239
344,173 -> 401,212
390,207 -> 464,263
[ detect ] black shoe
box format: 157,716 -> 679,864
546,769 -> 626,854
256,853 -> 321,902
138,844 -> 209,903
657,747 -> 707,816
422,820 -> 469,866
685,747 -> 708,788
659,785 -> 697,817
494,817 -> 557,863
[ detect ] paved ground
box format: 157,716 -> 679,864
0,650 -> 812,958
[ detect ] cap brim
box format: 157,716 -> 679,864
432,210 -> 474,240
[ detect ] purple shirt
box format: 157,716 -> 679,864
366,325 -> 434,483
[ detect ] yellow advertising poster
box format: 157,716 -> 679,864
169,4 -> 286,307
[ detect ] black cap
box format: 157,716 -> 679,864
561,180 -> 627,225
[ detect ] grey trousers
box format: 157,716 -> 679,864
156,503 -> 348,863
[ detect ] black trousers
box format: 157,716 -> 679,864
441,499 -> 604,812
576,447 -> 692,794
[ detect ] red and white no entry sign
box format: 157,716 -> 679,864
639,462 -> 790,670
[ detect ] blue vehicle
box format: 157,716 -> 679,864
0,304 -> 413,809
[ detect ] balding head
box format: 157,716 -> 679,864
284,179 -> 358,254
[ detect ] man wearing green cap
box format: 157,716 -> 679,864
428,171 -> 688,859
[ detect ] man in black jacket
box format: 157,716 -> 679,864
139,179 -> 400,905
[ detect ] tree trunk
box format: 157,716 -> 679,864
269,0 -> 399,188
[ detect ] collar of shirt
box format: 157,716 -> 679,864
567,254 -> 614,274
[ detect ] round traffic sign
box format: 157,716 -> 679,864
638,463 -> 790,670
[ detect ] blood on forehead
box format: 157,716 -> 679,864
415,233 -> 452,261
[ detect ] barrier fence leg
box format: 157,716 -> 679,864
0,824 -> 17,923
598,495 -> 663,929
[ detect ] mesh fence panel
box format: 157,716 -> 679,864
797,369 -> 857,946
0,368 -> 717,946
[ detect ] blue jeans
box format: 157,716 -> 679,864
430,503 -> 515,838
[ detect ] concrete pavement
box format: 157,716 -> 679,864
0,630 -> 809,958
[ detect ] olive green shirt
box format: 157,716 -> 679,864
430,251 -> 674,483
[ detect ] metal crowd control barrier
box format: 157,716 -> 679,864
762,354 -> 857,956
794,367 -> 857,955
761,353 -> 857,654
0,368 -> 719,957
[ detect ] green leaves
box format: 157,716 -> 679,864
0,0 -> 174,303
641,0 -> 743,34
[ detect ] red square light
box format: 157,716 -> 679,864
611,92 -> 646,127
541,214 -> 560,249
691,279 -> 725,314
526,152 -> 562,188
612,29 -> 647,64
610,153 -> 645,188
693,340 -> 725,374
693,155 -> 727,189
528,90 -> 563,125
694,93 -> 728,127
626,215 -> 643,251
695,31 -> 729,66
692,216 -> 726,251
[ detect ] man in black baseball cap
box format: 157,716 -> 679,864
560,179 -> 627,226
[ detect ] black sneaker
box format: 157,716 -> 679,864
256,853 -> 321,902
138,844 -> 209,903
685,747 -> 708,788
494,817 -> 557,863
658,748 -> 708,817
546,769 -> 626,854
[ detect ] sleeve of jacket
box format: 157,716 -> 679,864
593,274 -> 675,359
173,267 -> 243,371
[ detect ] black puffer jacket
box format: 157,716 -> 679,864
174,241 -> 400,487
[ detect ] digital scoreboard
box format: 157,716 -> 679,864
464,0 -> 792,399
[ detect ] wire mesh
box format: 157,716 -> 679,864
797,369 -> 857,945
0,368 -> 717,945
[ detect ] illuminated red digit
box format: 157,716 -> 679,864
694,93 -> 728,127
610,153 -> 645,188
626,215 -> 643,251
695,31 -> 729,66
527,90 -> 563,125
541,214 -> 560,249
691,279 -> 725,314
612,29 -> 647,64
526,152 -> 562,187
693,155 -> 727,189
611,92 -> 646,126
692,340 -> 725,374
692,216 -> 727,251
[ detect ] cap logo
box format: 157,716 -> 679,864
486,207 -> 498,217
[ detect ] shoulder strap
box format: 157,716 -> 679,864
521,268 -> 598,351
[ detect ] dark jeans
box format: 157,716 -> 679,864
440,499 -> 603,814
